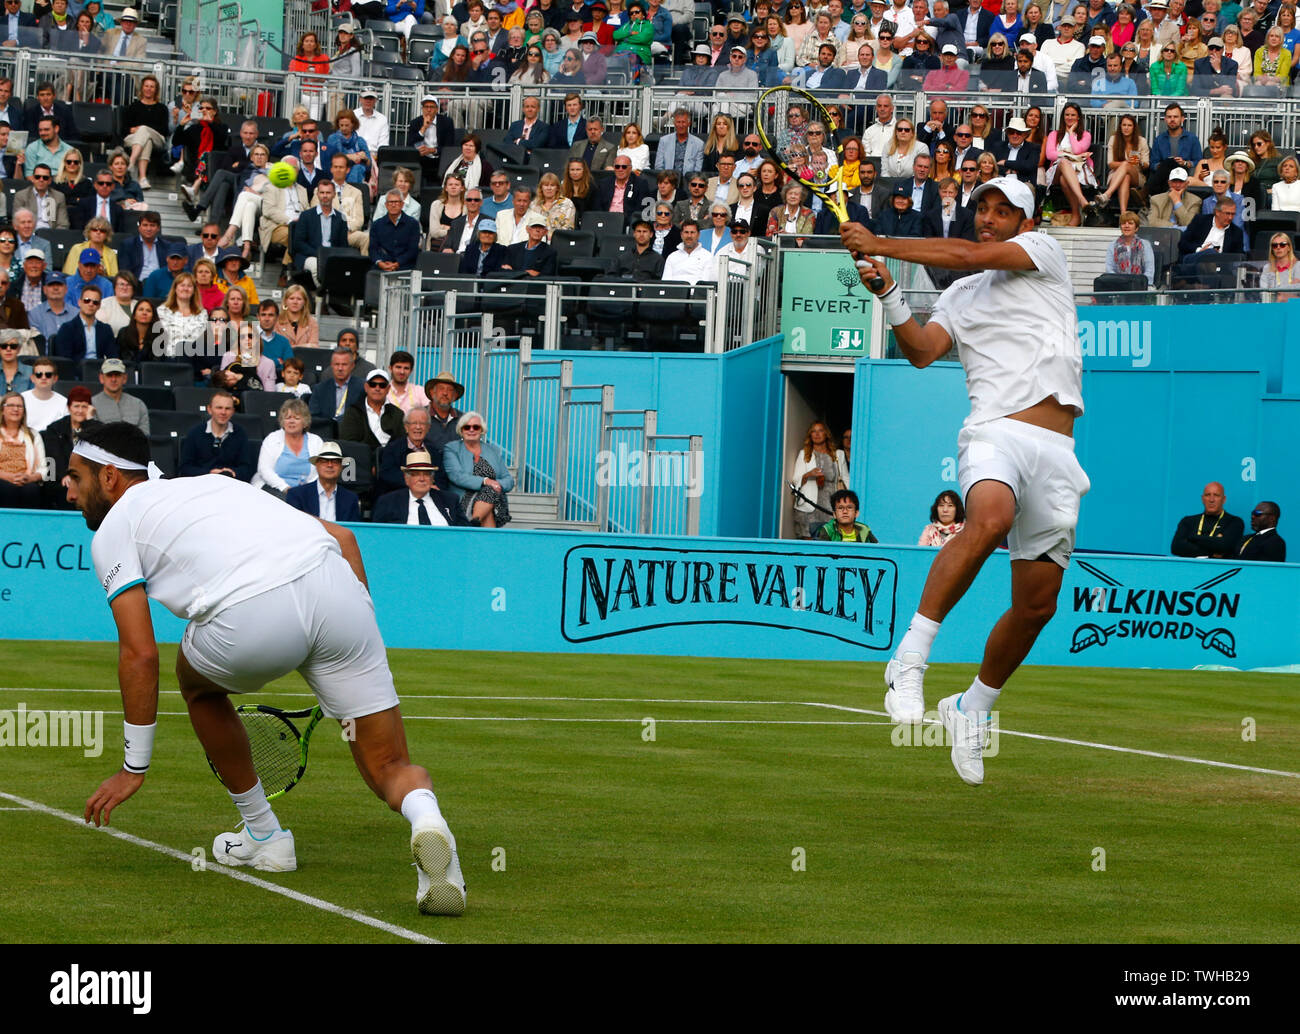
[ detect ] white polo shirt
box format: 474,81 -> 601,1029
928,230 -> 1084,430
92,475 -> 338,621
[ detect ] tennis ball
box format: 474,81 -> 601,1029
267,162 -> 297,189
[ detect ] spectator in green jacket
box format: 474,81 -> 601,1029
815,489 -> 879,543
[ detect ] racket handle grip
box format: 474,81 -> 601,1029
868,276 -> 885,291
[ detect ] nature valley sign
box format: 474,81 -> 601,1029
561,544 -> 897,649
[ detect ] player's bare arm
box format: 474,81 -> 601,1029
85,584 -> 158,826
840,221 -> 1038,273
852,255 -> 953,369
318,519 -> 369,590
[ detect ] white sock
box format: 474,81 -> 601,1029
896,613 -> 941,664
400,788 -> 444,828
960,677 -> 1001,716
229,779 -> 280,839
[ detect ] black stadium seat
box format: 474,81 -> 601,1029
140,361 -> 194,388
172,385 -> 212,415
148,410 -> 196,443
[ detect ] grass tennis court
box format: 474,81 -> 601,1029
1,641 -> 1296,943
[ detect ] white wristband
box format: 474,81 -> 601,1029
123,721 -> 156,774
879,284 -> 913,328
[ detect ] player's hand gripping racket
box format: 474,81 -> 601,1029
756,85 -> 886,290
207,705 -> 325,800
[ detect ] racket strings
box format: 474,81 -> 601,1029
764,96 -> 838,195
241,711 -> 305,795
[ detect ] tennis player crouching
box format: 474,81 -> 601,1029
70,422 -> 466,916
841,177 -> 1089,787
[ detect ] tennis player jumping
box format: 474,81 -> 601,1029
69,422 -> 466,916
842,177 -> 1089,786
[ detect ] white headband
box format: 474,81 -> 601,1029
72,441 -> 163,479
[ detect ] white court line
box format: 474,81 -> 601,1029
0,790 -> 441,946
146,711 -> 887,727
6,689 -> 1298,781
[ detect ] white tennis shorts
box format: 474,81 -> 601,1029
957,417 -> 1091,568
181,552 -> 400,720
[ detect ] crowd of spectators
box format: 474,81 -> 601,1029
1,1 -> 1298,526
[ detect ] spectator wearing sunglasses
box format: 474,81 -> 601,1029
0,338 -> 30,392
593,155 -> 654,230
20,356 -> 66,432
15,163 -> 69,231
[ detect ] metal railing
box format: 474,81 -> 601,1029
7,44 -> 1297,153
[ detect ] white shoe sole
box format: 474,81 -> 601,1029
938,697 -> 984,787
412,827 -> 466,917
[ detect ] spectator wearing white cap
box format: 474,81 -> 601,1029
355,90 -> 391,155
340,367 -> 403,452
406,95 -> 454,180
505,214 -> 557,275
1145,0 -> 1182,52
923,42 -> 970,90
1142,166 -> 1198,230
1191,36 -> 1239,97
1067,32 -> 1110,91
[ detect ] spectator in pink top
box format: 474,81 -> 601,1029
924,43 -> 972,90
918,489 -> 966,547
1044,101 -> 1094,226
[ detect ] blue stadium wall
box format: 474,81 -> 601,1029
3,514 -> 1297,670
852,300 -> 1300,556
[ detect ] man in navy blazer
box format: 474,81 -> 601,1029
1176,201 -> 1246,279
405,95 -> 456,178
370,450 -> 469,526
51,283 -> 117,362
72,171 -> 128,232
505,216 -> 558,276
593,163 -> 656,231
308,347 -> 366,430
504,96 -> 550,154
370,190 -> 421,271
803,44 -> 849,90
286,442 -> 362,522
457,220 -> 510,274
290,180 -> 350,286
117,212 -> 180,281
547,94 -> 587,150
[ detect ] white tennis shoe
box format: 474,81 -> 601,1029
412,818 -> 466,916
938,694 -> 988,786
884,651 -> 927,723
211,827 -> 297,871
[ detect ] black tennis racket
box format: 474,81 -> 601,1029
756,85 -> 886,290
208,704 -> 325,800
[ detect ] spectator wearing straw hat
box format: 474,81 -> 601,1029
103,8 -> 147,60
286,441 -> 362,522
371,450 -> 469,526
423,370 -> 466,458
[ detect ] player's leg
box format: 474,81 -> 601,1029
978,558 -> 1065,689
885,478 -> 1015,722
345,705 -> 432,811
940,424 -> 1088,785
177,624 -> 297,871
300,553 -> 465,914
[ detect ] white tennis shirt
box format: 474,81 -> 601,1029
92,475 -> 339,623
928,230 -> 1084,430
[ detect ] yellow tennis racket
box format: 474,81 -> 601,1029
756,85 -> 884,289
